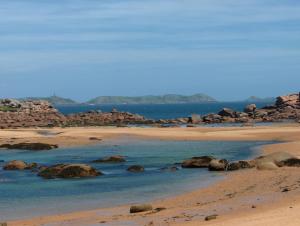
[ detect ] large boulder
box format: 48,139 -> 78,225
0,143 -> 58,151
181,156 -> 215,168
3,160 -> 28,170
38,164 -> 102,179
92,155 -> 125,163
208,159 -> 228,171
218,108 -> 236,118
127,165 -> 145,173
276,93 -> 300,108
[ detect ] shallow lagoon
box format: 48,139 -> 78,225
0,139 -> 271,221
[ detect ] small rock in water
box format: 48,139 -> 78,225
93,155 -> 125,163
130,204 -> 153,213
127,165 -> 145,173
205,214 -> 218,221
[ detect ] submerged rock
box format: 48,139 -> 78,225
38,164 -> 102,179
127,165 -> 145,173
0,143 -> 58,151
181,156 -> 215,168
130,204 -> 153,213
92,155 -> 125,163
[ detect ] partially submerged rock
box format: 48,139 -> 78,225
3,160 -> 28,170
38,164 -> 102,179
130,204 -> 153,213
0,143 -> 58,151
127,165 -> 145,173
92,155 -> 125,163
181,156 -> 215,168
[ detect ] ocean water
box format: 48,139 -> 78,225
0,139 -> 271,221
56,102 -> 272,119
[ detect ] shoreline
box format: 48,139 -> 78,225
1,124 -> 300,226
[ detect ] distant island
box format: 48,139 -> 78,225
244,96 -> 275,103
86,94 -> 217,105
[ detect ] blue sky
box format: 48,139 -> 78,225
0,0 -> 300,101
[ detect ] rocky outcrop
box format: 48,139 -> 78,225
38,164 -> 102,179
0,99 -> 66,128
92,155 -> 125,163
0,143 -> 58,151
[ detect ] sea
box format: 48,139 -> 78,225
0,139 -> 273,221
56,102 -> 272,119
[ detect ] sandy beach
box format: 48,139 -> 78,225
1,124 -> 300,226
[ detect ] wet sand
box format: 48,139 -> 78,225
1,124 -> 300,226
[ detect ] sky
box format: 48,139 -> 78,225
0,0 -> 300,101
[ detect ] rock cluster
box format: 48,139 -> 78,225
0,143 -> 58,151
3,160 -> 38,170
181,152 -> 300,172
65,110 -> 150,126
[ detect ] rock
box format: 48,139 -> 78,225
3,160 -> 28,170
202,114 -> 222,123
227,160 -> 255,171
218,108 -> 236,118
127,165 -> 145,173
160,166 -> 179,172
208,159 -> 228,171
0,222 -> 7,226
256,152 -> 296,167
38,164 -> 102,179
130,204 -> 153,213
26,162 -> 38,169
181,156 -> 215,168
188,114 -> 202,124
205,214 -> 218,221
277,158 -> 300,167
256,161 -> 278,170
0,143 -> 58,151
89,137 -> 102,141
93,155 -> 125,163
244,104 -> 257,113
276,93 -> 300,108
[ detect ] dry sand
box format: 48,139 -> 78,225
1,124 -> 300,226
